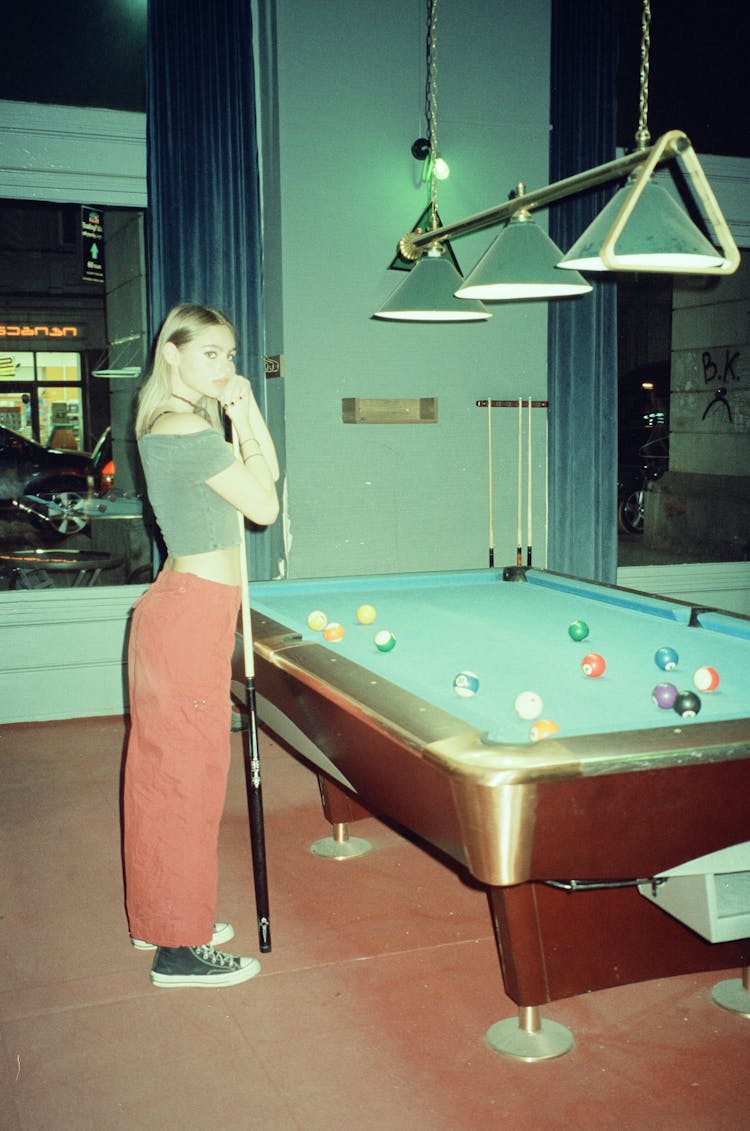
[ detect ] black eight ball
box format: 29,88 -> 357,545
673,690 -> 701,717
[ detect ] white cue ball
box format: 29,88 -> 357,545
514,690 -> 543,720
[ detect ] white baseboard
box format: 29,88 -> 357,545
0,585 -> 146,724
617,562 -> 750,617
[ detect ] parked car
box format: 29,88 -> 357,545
91,425 -> 115,492
618,362 -> 670,535
617,450 -> 666,534
0,424 -> 100,537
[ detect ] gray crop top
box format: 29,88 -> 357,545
138,428 -> 239,557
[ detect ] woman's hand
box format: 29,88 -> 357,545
219,374 -> 280,482
219,374 -> 256,427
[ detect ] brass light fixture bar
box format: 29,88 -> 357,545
398,129 -> 740,276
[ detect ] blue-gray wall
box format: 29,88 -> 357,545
270,0 -> 552,577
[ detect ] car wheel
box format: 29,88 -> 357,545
33,485 -> 89,536
618,488 -> 645,534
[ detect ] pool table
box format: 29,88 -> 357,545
236,567 -> 750,1057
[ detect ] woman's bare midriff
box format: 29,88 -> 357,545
165,546 -> 242,587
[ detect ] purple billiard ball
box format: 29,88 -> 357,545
652,682 -> 679,709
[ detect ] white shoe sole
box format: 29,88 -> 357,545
151,957 -> 261,988
131,922 -> 235,951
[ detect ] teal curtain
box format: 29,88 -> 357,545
547,1 -> 619,582
146,0 -> 282,580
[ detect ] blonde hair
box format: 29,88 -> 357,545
135,303 -> 236,439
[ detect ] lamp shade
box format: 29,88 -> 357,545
559,179 -> 725,271
455,214 -> 592,300
373,247 -> 490,322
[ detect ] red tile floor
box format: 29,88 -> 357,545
1,716 -> 749,1130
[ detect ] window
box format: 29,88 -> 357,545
0,351 -> 84,448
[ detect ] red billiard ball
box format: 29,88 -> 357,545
581,652 -> 606,678
693,666 -> 720,692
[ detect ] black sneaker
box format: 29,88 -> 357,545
151,944 -> 261,988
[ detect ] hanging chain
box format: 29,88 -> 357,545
634,0 -> 651,148
426,0 -> 439,231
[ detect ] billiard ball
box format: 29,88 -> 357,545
453,671 -> 480,698
693,666 -> 720,692
374,629 -> 396,652
323,622 -> 345,642
568,619 -> 589,642
652,682 -> 679,709
357,603 -> 377,625
581,652 -> 606,678
655,646 -> 678,671
514,690 -> 543,720
529,718 -> 560,743
307,610 -> 328,631
673,690 -> 701,717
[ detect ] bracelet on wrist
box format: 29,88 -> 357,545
240,437 -> 261,456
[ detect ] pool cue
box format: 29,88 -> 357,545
544,406 -> 549,566
487,397 -> 494,567
516,397 -> 523,566
526,396 -> 533,567
232,426 -> 272,953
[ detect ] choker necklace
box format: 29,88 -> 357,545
172,392 -> 209,419
172,392 -> 199,409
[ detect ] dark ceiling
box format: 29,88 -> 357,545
1,1 -> 747,158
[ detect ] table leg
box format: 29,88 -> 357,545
712,966 -> 750,1017
485,1005 -> 574,1061
310,774 -> 372,859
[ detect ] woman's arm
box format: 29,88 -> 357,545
207,374 -> 280,525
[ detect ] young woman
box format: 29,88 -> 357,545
123,303 -> 279,988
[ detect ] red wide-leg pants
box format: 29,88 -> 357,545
123,570 -> 240,947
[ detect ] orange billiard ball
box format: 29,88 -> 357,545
529,718 -> 560,743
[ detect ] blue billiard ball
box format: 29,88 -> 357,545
453,670 -> 480,698
654,646 -> 679,671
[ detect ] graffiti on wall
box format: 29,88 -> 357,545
701,349 -> 743,422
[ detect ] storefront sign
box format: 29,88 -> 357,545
0,325 -> 79,338
81,205 -> 105,285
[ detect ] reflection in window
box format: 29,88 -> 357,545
0,350 -> 84,447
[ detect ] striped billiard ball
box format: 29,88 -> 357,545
693,666 -> 720,692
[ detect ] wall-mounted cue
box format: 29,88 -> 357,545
516,397 -> 523,566
487,397 -> 494,567
476,399 -> 549,570
526,396 -> 533,567
232,425 -> 272,953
